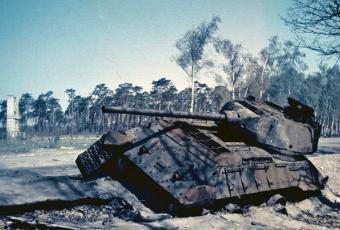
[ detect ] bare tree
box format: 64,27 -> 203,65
283,0 -> 340,58
214,39 -> 250,100
257,36 -> 281,99
176,15 -> 221,112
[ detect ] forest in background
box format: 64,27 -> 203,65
0,5 -> 339,138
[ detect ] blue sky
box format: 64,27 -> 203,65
0,0 -> 321,108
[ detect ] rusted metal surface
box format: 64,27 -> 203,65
76,97 -> 326,215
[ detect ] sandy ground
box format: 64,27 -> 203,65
0,137 -> 339,229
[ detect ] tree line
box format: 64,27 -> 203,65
0,64 -> 339,137
0,13 -> 339,138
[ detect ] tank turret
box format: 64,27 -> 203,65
102,96 -> 321,156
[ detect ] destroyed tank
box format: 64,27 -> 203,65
76,96 -> 327,215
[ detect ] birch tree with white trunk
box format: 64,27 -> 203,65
175,15 -> 221,112
213,39 -> 249,100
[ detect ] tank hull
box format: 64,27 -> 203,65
76,119 -> 326,215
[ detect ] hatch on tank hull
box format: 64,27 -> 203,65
76,97 -> 327,215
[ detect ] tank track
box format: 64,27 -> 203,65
76,135 -> 114,178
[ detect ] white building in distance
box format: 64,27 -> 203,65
6,95 -> 19,138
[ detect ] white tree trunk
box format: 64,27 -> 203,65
190,68 -> 195,113
231,84 -> 235,100
231,72 -> 235,100
331,116 -> 335,136
244,87 -> 248,98
259,57 -> 269,100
